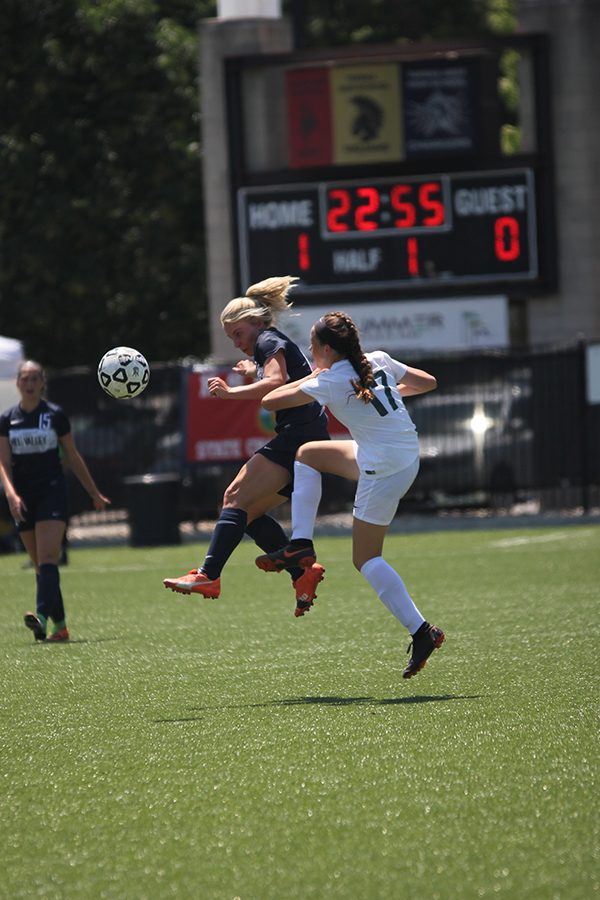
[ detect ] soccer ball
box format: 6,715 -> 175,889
97,346 -> 150,400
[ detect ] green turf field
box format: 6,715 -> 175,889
1,524 -> 598,899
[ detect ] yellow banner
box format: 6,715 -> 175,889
332,63 -> 403,164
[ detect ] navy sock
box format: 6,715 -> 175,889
246,515 -> 302,583
245,514 -> 288,552
55,586 -> 65,624
202,508 -> 248,581
37,564 -> 63,622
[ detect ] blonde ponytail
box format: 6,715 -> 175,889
221,276 -> 298,328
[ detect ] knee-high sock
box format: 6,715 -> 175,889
201,508 -> 248,580
360,556 -> 425,634
245,514 -> 287,552
54,585 -> 65,624
37,563 -> 64,623
291,462 -> 322,541
245,515 -> 302,582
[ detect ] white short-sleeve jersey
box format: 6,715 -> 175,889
301,350 -> 419,476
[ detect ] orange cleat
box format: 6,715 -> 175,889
292,563 -> 325,617
163,570 -> 221,598
47,627 -> 70,642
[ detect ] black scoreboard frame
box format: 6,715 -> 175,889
225,33 -> 556,302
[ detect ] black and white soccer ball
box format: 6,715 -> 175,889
97,346 -> 150,400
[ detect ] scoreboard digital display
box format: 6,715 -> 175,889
237,168 -> 538,293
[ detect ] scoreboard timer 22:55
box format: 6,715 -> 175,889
237,168 -> 538,293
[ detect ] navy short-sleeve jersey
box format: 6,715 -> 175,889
0,400 -> 70,493
254,328 -> 328,434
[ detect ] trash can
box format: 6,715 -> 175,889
123,473 -> 181,547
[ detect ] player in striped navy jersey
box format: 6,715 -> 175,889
0,360 -> 110,642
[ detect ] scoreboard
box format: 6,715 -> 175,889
237,167 -> 538,293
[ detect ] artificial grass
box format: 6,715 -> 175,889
1,525 -> 598,899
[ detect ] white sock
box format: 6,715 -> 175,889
360,556 -> 425,634
291,461 -> 322,540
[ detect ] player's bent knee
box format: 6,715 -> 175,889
222,484 -> 241,507
296,445 -> 309,463
296,444 -> 322,467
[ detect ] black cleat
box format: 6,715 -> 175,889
255,540 -> 317,573
403,623 -> 445,679
24,612 -> 47,642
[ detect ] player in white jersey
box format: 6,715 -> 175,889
255,311 -> 445,679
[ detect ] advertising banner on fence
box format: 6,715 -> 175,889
280,296 -> 509,357
184,369 -> 274,464
184,367 -> 350,465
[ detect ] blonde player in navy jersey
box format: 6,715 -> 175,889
0,360 -> 110,642
163,276 -> 329,617
256,311 -> 445,679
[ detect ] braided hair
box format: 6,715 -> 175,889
220,276 -> 298,328
313,312 -> 375,403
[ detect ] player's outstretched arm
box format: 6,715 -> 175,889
209,352 -> 288,400
262,381 -> 313,411
398,366 -> 437,398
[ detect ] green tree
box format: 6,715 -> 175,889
1,0 -> 515,368
286,0 -> 516,47
0,0 -> 215,367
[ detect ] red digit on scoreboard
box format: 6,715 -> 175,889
391,184 -> 416,228
495,216 -> 521,261
407,237 -> 419,276
297,233 -> 311,271
327,189 -> 351,232
355,187 -> 379,230
419,182 -> 445,226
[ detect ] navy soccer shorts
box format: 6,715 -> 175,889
16,477 -> 69,533
256,426 -> 330,498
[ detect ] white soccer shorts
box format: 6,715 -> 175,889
352,457 -> 420,526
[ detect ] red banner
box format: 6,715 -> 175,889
185,369 -> 275,464
286,67 -> 333,168
184,368 -> 349,464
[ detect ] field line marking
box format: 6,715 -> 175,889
491,532 -> 572,548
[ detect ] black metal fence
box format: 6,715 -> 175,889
403,342 -> 600,511
2,342 -> 597,546
58,343 -> 600,514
